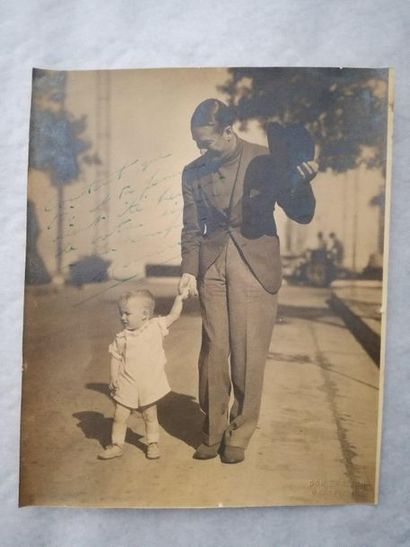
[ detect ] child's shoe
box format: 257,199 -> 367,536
146,442 -> 160,459
98,444 -> 123,460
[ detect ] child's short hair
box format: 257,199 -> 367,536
119,290 -> 155,317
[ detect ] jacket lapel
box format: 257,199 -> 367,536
228,139 -> 252,215
197,160 -> 228,211
198,172 -> 219,209
195,140 -> 254,215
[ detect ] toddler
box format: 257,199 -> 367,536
98,288 -> 186,460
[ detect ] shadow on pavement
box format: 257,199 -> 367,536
268,351 -> 312,364
83,385 -> 203,449
157,391 -> 203,449
73,411 -> 112,448
328,295 -> 380,365
73,410 -> 146,454
86,382 -> 110,397
278,303 -> 347,330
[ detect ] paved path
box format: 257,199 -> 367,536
20,281 -> 380,507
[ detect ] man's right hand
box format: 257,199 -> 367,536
296,160 -> 319,183
178,273 -> 198,297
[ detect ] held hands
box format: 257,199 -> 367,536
175,288 -> 189,301
178,273 -> 198,298
296,160 -> 319,183
179,289 -> 189,300
109,380 -> 118,394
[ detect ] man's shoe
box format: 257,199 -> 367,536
193,442 -> 220,460
98,444 -> 124,460
146,442 -> 160,460
221,446 -> 245,464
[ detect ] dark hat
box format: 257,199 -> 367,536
266,122 -> 314,168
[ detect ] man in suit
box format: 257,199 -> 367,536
178,99 -> 317,464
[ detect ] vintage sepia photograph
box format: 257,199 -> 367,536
20,66 -> 393,507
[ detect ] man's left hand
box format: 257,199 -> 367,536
296,160 -> 319,183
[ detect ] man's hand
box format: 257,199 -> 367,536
296,160 -> 319,183
178,273 -> 198,297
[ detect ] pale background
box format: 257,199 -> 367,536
1,1 -> 409,545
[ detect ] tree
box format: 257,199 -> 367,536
29,69 -> 89,185
219,68 -> 388,173
29,69 -> 90,277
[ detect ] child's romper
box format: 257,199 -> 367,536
108,316 -> 171,408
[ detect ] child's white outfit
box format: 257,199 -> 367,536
106,316 -> 170,452
109,316 -> 171,409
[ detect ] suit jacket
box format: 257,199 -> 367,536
181,138 -> 315,294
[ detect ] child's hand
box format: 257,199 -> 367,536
180,288 -> 189,300
178,273 -> 198,297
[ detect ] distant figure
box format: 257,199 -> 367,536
317,231 -> 328,251
328,232 -> 344,266
98,289 -> 187,461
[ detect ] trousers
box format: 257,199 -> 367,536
198,236 -> 278,449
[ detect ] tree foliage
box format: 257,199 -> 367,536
29,69 -> 89,185
219,68 -> 388,173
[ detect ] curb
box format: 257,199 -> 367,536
328,293 -> 380,366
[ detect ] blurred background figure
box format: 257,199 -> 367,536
328,232 -> 344,267
316,231 -> 328,252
